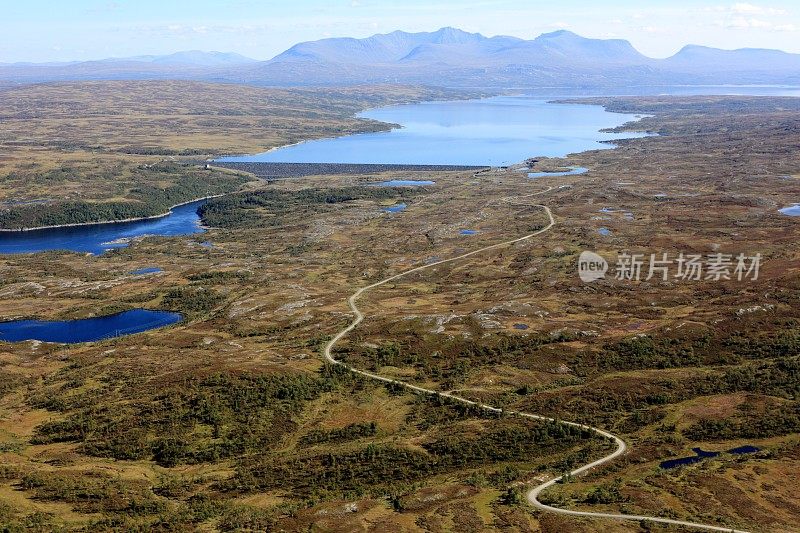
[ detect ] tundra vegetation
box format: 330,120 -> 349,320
0,86 -> 798,532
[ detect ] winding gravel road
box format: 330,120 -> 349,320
323,185 -> 750,533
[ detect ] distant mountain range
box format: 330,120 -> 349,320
0,51 -> 257,68
2,28 -> 799,87
0,50 -> 258,83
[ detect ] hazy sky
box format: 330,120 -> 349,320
3,0 -> 799,63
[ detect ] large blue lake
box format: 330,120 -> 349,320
0,309 -> 182,344
216,96 -> 648,166
0,200 -> 206,255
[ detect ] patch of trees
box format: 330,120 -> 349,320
0,371 -> 29,398
226,418 -> 597,497
10,472 -> 293,531
118,147 -> 210,156
517,356 -> 799,430
198,186 -> 419,229
424,419 -> 593,465
582,478 -> 628,504
187,270 -> 251,284
227,444 -> 433,496
719,356 -> 800,398
0,163 -> 248,229
299,422 -> 377,446
160,286 -> 225,316
30,367 -> 358,468
597,334 -> 706,370
583,325 -> 800,373
337,331 -> 573,389
722,328 -> 800,360
406,392 -> 498,430
684,402 -> 800,440
21,471 -> 164,515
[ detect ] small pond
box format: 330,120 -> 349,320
660,445 -> 760,469
528,167 -> 589,179
130,267 -> 163,275
372,180 -> 435,187
384,203 -> 407,213
779,204 -> 800,216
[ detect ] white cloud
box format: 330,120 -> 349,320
731,3 -> 787,15
728,16 -> 770,28
727,16 -> 796,30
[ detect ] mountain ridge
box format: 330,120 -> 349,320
2,28 -> 798,87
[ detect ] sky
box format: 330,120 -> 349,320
2,0 -> 799,63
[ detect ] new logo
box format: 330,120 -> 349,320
578,251 -> 608,283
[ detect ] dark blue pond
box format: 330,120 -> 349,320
660,445 -> 760,469
728,445 -> 761,454
0,309 -> 182,344
460,229 -> 478,235
0,200 -> 206,255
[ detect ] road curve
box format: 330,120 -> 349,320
323,185 -> 750,533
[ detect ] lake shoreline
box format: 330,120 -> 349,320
0,194 -> 224,233
213,96 -> 648,166
211,162 -> 489,179
213,93 -> 483,162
